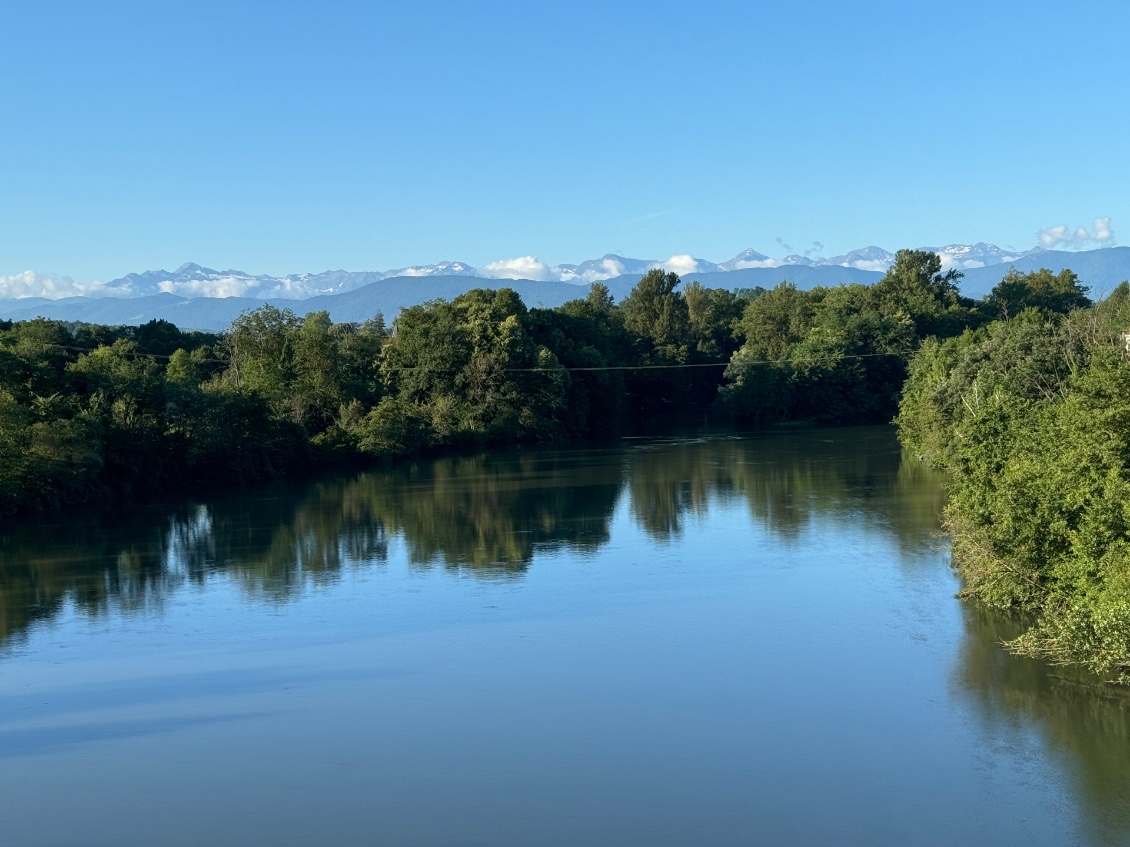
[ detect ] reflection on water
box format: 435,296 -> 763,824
1,425 -> 1127,846
0,427 -> 942,649
955,605 -> 1130,846
624,430 -> 949,547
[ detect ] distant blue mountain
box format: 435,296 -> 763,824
0,278 -> 609,331
0,265 -> 882,331
957,247 -> 1130,299
4,247 -> 1130,331
670,265 -> 885,290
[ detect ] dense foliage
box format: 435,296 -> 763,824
0,275 -> 748,515
719,250 -> 982,424
0,253 -> 1075,521
6,255 -> 1130,677
896,271 -> 1130,678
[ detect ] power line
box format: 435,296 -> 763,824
6,340 -> 915,372
500,351 -> 914,373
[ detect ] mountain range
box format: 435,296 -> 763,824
2,246 -> 1128,332
0,243 -> 1050,302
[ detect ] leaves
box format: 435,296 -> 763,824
898,298 -> 1130,679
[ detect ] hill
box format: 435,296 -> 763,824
0,266 -> 884,330
5,250 -> 1130,331
958,247 -> 1130,299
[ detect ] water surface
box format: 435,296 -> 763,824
1,426 -> 1128,846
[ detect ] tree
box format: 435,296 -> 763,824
223,305 -> 301,414
620,270 -> 691,363
683,282 -> 745,360
291,310 -> 346,432
733,282 -> 813,361
376,288 -> 569,447
986,268 -> 1091,319
874,249 -> 973,338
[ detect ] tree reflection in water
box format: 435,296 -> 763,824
624,427 -> 947,553
0,426 -> 942,648
2,424 -> 1128,840
954,604 -> 1130,846
0,447 -> 626,646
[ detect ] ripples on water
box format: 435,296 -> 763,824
1,426 -> 1127,846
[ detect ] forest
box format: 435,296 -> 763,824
3,248 -> 1122,675
0,249 -> 974,514
0,249 -> 1091,515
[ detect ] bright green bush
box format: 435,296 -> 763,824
898,286 -> 1130,680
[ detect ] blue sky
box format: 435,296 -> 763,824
2,0 -> 1128,281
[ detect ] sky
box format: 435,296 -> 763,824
2,0 -> 1128,285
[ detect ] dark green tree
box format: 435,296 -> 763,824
986,267 -> 1092,319
620,269 -> 692,363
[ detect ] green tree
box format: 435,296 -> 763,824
897,295 -> 1130,678
620,269 -> 692,363
873,249 -> 974,338
683,282 -> 744,360
374,288 -> 568,450
223,305 -> 302,412
986,267 -> 1092,319
733,282 -> 813,361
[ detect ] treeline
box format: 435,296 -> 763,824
0,275 -> 736,514
897,277 -> 1130,678
0,249 -> 1090,518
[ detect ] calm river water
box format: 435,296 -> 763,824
1,426 -> 1129,846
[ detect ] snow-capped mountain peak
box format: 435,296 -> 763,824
815,246 -> 895,272
383,261 -> 477,278
3,241 -> 1079,301
718,249 -> 774,271
929,243 -> 1034,271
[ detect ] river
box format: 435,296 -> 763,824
1,426 -> 1128,846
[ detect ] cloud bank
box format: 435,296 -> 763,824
848,259 -> 893,272
151,276 -> 332,300
657,254 -> 701,276
1038,217 -> 1115,250
158,276 -> 258,298
479,254 -> 705,284
574,257 -> 627,283
0,271 -> 114,300
478,256 -> 558,282
729,258 -> 783,269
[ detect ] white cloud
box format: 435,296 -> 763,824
158,276 -> 257,298
1038,217 -> 1116,249
479,256 -> 635,284
0,271 -> 121,299
266,277 -> 333,298
655,254 -> 700,276
1038,224 -> 1087,248
849,259 -> 895,272
574,258 -> 626,283
937,254 -> 985,272
155,275 -> 336,299
731,258 -> 783,269
478,256 -> 555,282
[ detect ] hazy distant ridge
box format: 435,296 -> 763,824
3,248 -> 1130,332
